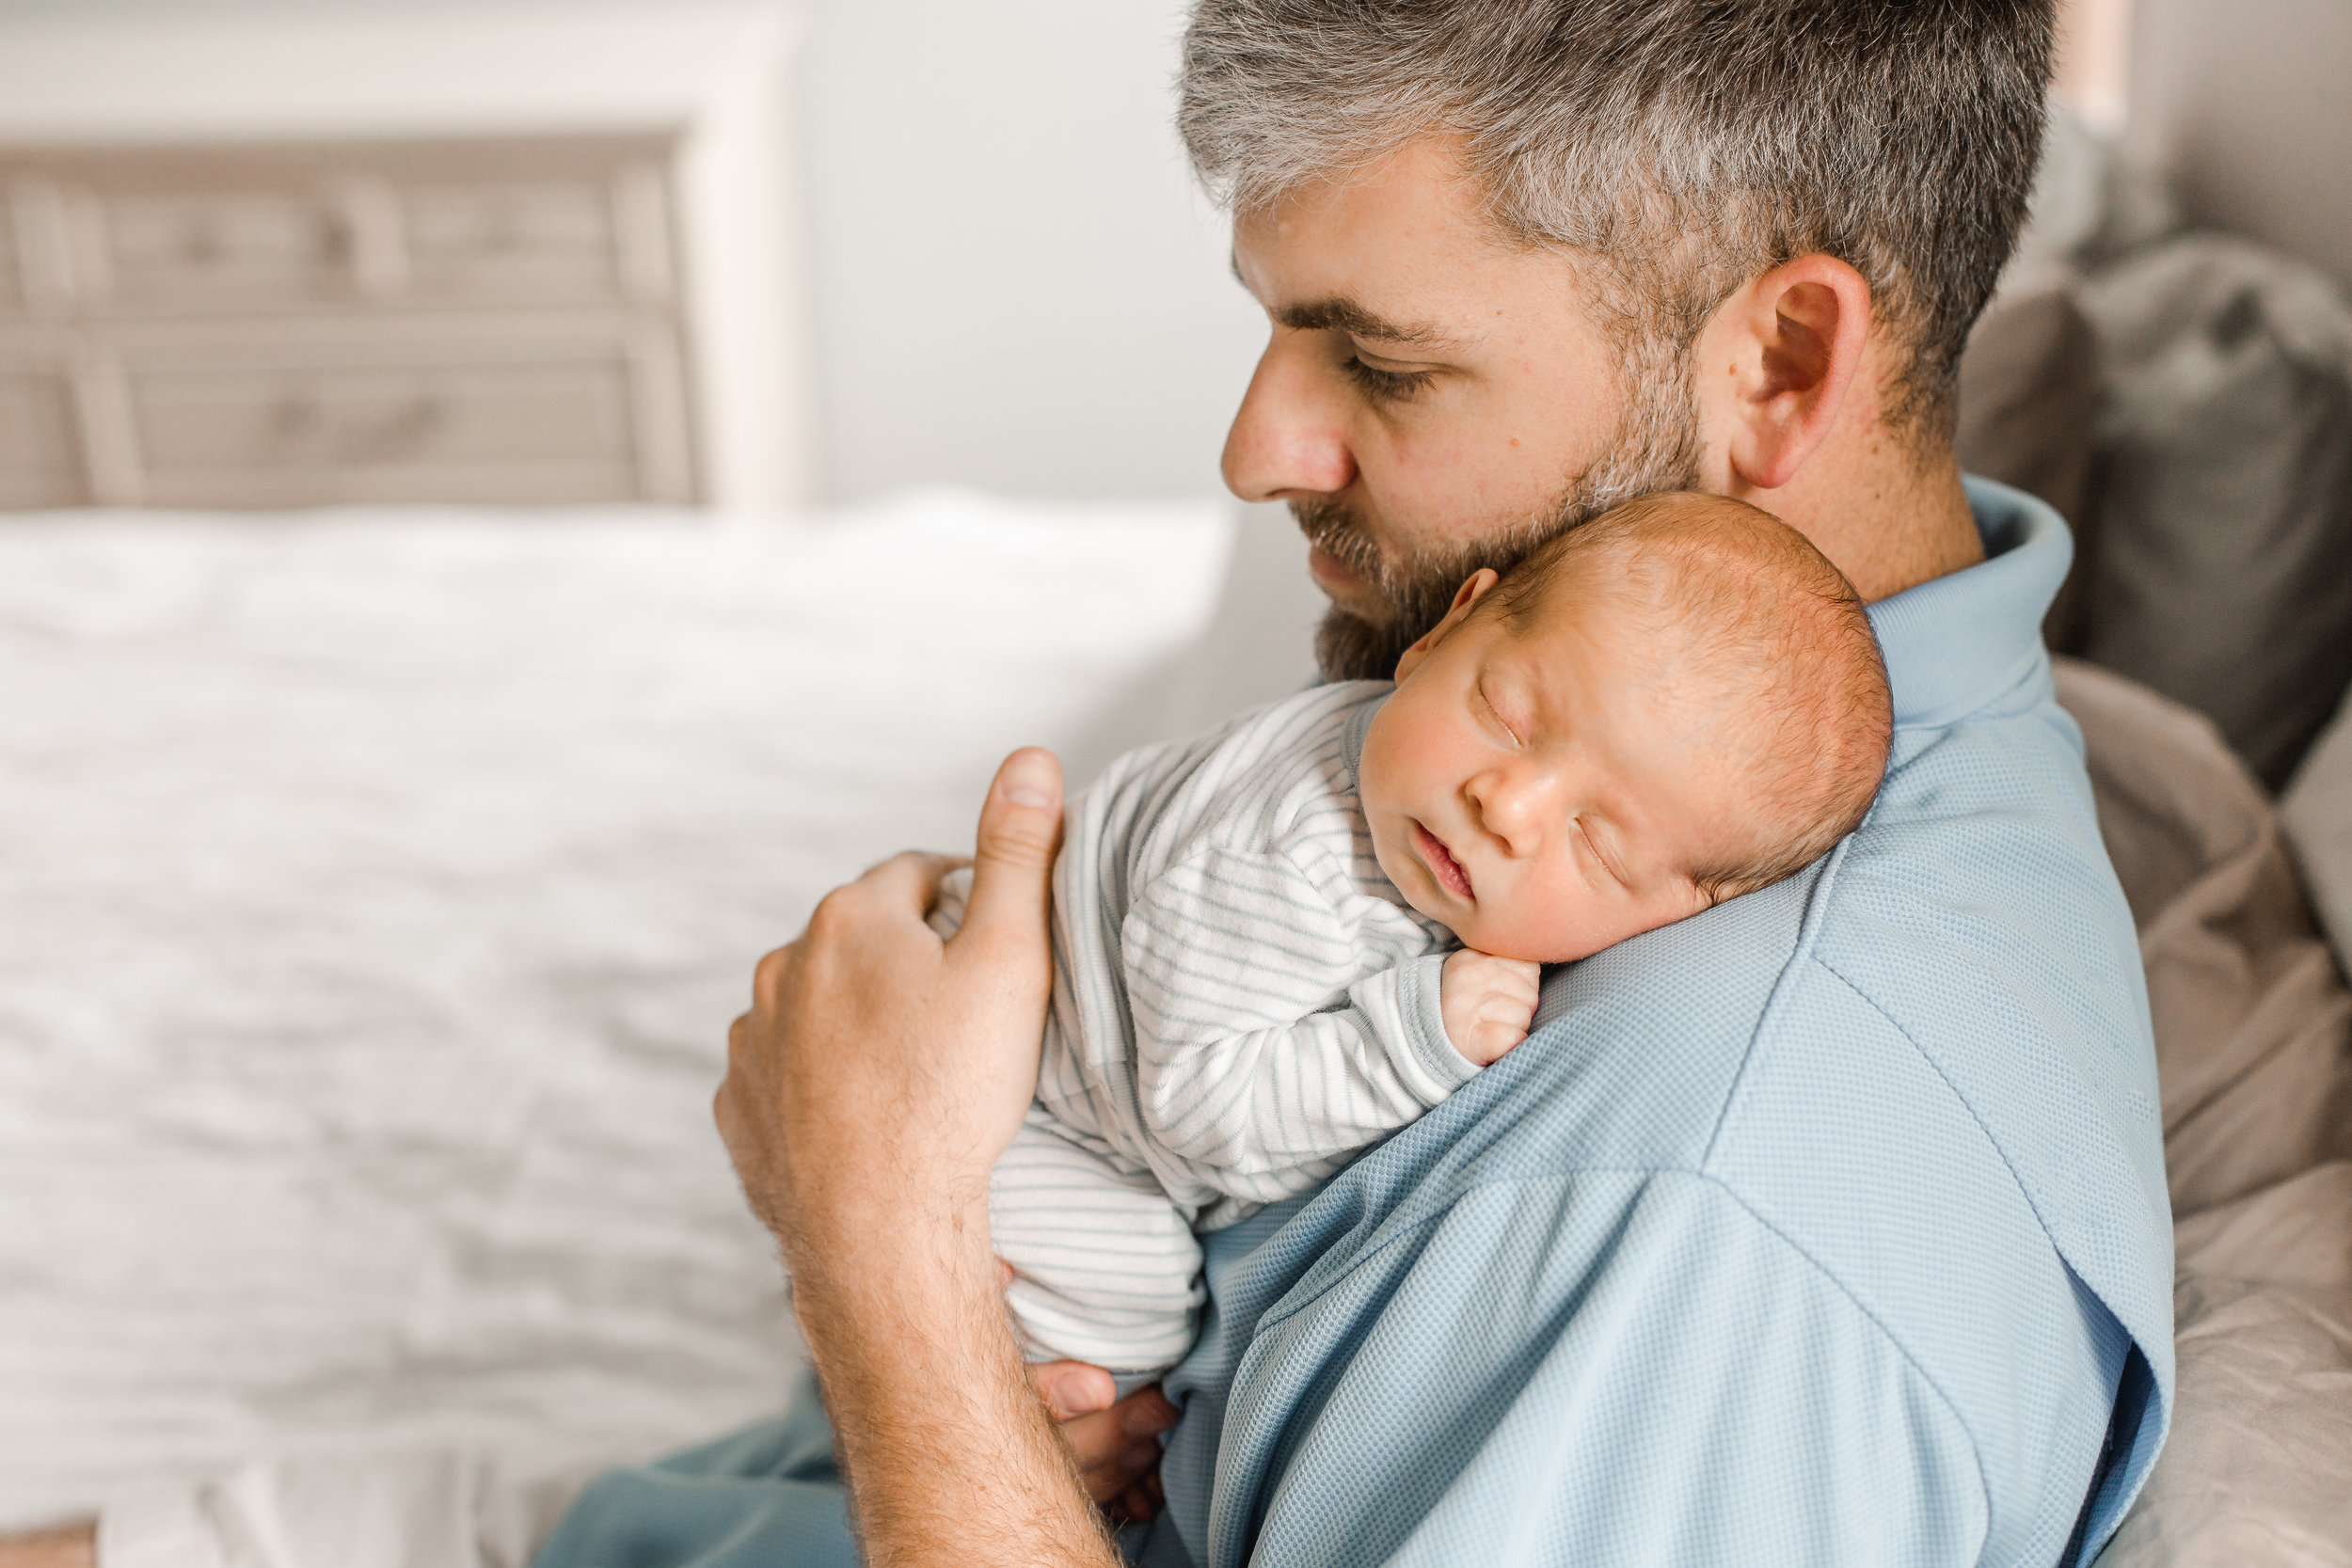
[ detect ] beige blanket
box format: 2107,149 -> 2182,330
2061,660 -> 2352,1566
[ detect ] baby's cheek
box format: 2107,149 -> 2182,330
1502,871 -> 1608,965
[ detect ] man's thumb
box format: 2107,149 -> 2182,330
961,747 -> 1063,942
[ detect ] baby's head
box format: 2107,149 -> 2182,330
1359,492 -> 1891,964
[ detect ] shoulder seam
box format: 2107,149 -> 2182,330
1805,943 -> 2092,1313
1805,951 -> 2040,1227
1696,1170 -> 1993,1535
1696,830 -> 1860,1169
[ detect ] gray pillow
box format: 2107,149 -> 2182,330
1956,269 -> 2103,652
2063,659 -> 2352,1567
2283,688 -> 2352,972
2074,234 -> 2352,790
2008,103 -> 2180,280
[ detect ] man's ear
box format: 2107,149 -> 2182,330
1393,568 -> 1500,682
1697,254 -> 1872,494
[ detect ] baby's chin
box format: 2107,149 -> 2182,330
1391,875 -> 1462,939
1453,910 -> 1615,966
1374,830 -> 1587,961
1461,932 -> 1573,964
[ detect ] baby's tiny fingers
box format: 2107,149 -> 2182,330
1489,986 -> 1535,1025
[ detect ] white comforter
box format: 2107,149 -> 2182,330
0,495 -> 1233,1531
8,501 -> 2347,1564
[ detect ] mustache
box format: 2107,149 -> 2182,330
1292,497 -> 1388,586
1293,497 -> 1550,682
1292,497 -> 1556,625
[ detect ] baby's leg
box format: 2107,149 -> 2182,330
992,1107 -> 1203,1388
939,867 -> 1200,1381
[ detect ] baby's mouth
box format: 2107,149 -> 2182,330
1413,821 -> 1474,902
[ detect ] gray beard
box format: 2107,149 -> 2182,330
1300,356 -> 1703,683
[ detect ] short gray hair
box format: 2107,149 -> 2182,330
1179,0 -> 2055,440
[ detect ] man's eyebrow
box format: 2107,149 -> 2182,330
1274,296 -> 1461,352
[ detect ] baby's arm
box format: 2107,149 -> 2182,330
1123,847 -> 1535,1196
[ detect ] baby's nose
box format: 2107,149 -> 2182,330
1468,768 -> 1540,847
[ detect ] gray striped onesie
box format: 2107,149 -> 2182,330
932,681 -> 1479,1377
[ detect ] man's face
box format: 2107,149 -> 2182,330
1224,137 -> 1702,680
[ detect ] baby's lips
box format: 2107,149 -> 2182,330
1414,820 -> 1475,901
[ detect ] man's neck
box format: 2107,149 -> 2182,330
1728,358 -> 1986,604
1777,457 -> 1984,606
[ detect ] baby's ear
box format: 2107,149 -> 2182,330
1394,569 -> 1501,681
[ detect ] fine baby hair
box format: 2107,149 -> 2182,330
1474,491 -> 1894,903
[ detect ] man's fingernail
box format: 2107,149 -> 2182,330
1127,1402 -> 1176,1435
1000,751 -> 1056,809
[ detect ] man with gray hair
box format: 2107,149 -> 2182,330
552,3 -> 2172,1565
5,3 -> 2166,1565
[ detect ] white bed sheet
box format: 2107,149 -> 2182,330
0,492 -> 1234,1531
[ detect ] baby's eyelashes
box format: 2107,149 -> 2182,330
1474,678 -> 1522,746
1572,817 -> 1630,887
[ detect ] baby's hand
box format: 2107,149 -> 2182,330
1440,949 -> 1542,1066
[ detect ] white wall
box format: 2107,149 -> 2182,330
2122,0 -> 2352,299
0,0 -> 1272,504
794,0 -> 1266,501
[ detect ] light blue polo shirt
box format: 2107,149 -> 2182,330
533,479 -> 2172,1568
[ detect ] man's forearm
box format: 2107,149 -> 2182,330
717,752 -> 1111,1564
790,1218 -> 1121,1568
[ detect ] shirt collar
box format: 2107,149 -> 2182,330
1339,476 -> 2068,757
1867,477 -> 2072,729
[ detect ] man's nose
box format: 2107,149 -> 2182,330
1221,336 -> 1357,503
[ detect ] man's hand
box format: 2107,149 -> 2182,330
717,748 -> 1121,1566
717,747 -> 1064,1271
1440,949 -> 1542,1066
1032,1362 -> 1178,1524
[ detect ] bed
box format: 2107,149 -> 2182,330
6,498 -> 2350,1566
0,494 -> 1241,1548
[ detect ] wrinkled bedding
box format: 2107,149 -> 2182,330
0,497 -> 1232,1532
3,514 -> 2347,1561
2060,661 -> 2352,1565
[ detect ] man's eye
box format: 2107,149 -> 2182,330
1343,355 -> 1436,403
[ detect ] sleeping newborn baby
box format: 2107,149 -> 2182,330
931,490 -> 1893,1386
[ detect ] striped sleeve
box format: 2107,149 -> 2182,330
1121,845 -> 1478,1208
